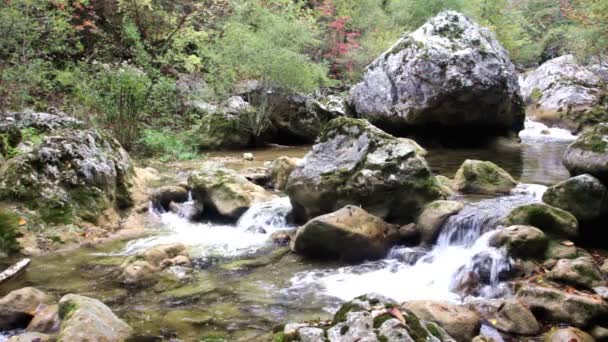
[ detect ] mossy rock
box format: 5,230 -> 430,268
502,203 -> 578,240
542,174 -> 608,221
196,113 -> 252,150
563,123 -> 608,185
453,159 -> 517,195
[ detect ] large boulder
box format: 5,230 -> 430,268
543,174 -> 608,222
194,112 -> 252,150
502,203 -> 579,239
417,200 -> 464,244
286,117 -> 447,223
563,123 -> 608,185
292,205 -> 400,262
0,112 -> 134,225
521,55 -> 608,133
348,11 -> 524,139
452,160 -> 517,195
516,284 -> 608,327
489,225 -> 548,259
188,163 -> 275,219
58,294 -> 133,341
402,301 -> 481,342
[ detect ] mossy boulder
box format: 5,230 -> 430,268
403,300 -> 481,342
286,117 -> 447,224
502,203 -> 579,240
547,257 -> 605,289
542,327 -> 595,342
453,160 -> 517,195
489,225 -> 548,259
543,174 -> 608,222
188,163 -> 275,219
195,111 -> 252,150
516,284 -> 608,327
563,123 -> 608,185
0,112 -> 134,226
492,300 -> 540,335
292,205 -> 400,262
58,294 -> 133,341
417,200 -> 464,244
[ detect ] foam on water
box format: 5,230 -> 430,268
519,120 -> 577,143
122,197 -> 293,259
287,193 -> 539,303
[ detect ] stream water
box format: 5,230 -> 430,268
0,133 -> 575,341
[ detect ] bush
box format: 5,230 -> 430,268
0,209 -> 22,255
140,129 -> 199,162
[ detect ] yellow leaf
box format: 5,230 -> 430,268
489,319 -> 498,326
18,218 -> 26,226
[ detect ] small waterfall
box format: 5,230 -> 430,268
287,192 -> 541,303
122,197 -> 293,259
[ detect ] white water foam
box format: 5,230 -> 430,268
287,193 -> 539,304
122,197 -> 294,259
519,120 -> 577,143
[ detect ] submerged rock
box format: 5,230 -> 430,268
292,205 -> 400,262
417,200 -> 464,244
402,301 -> 481,342
188,163 -> 275,219
543,174 -> 608,222
119,243 -> 192,287
516,284 -> 608,327
489,225 -> 547,259
286,117 -> 447,223
0,112 -> 134,225
563,123 -> 608,185
502,203 -> 579,239
348,11 -> 524,140
58,294 -> 133,341
452,160 -> 517,195
547,257 -> 605,289
521,55 -> 608,133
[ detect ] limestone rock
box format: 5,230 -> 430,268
489,225 -> 547,258
417,200 -> 464,244
452,160 -> 517,195
543,174 -> 608,222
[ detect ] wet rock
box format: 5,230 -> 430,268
243,152 -> 254,161
591,325 -> 608,341
120,260 -> 160,286
489,225 -> 547,258
7,332 -> 54,342
270,229 -> 293,246
547,257 -> 605,289
348,11 -> 524,140
521,55 -> 608,133
436,175 -> 456,195
286,117 -> 447,223
270,156 -> 300,191
564,123 -> 608,186
120,243 -> 191,286
544,239 -> 581,260
542,327 -> 595,342
452,160 -> 517,195
188,163 -> 275,219
241,167 -> 271,187
492,300 -> 540,335
149,185 -> 189,211
27,304 -> 60,334
602,259 -> 608,275
0,287 -> 51,330
168,200 -> 204,221
516,284 -> 608,327
297,327 -> 325,342
417,200 -> 464,244
542,174 -> 608,222
292,206 -> 400,262
502,203 -> 579,239
403,301 -> 481,341
0,112 -> 134,225
58,294 -> 133,341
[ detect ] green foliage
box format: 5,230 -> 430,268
140,129 -> 198,162
0,209 -> 22,254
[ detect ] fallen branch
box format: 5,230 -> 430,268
0,258 -> 30,286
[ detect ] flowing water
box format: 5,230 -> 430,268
0,131 -> 574,340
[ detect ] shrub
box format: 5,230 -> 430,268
140,129 -> 199,162
0,209 -> 22,255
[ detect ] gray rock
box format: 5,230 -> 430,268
149,185 -> 190,211
489,225 -> 547,258
194,112 -> 252,150
543,174 -> 608,222
563,123 -> 608,185
7,332 -> 54,342
547,257 -> 605,289
521,55 -> 608,133
0,287 -> 51,330
292,206 -> 400,262
349,11 -> 524,137
286,117 -> 447,223
492,300 -> 540,335
402,300 -> 481,342
501,203 -> 579,239
452,160 -> 517,195
270,156 -> 300,191
542,327 -> 595,342
517,284 -> 608,327
58,294 -> 133,341
417,200 -> 464,244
